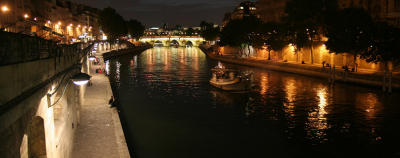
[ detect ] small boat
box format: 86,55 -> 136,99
209,64 -> 252,92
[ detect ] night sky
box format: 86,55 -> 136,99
76,0 -> 252,27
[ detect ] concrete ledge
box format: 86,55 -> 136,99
111,108 -> 130,158
103,46 -> 152,60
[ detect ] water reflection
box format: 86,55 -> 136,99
108,47 -> 400,158
259,73 -> 269,95
306,86 -> 329,143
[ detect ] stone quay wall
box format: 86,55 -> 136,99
0,31 -> 92,158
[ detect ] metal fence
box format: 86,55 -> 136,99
0,31 -> 91,66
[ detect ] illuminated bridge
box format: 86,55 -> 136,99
139,36 -> 205,47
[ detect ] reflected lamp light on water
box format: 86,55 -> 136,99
47,72 -> 91,107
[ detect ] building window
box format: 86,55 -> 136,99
395,0 -> 400,12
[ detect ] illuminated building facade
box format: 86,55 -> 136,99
0,0 -> 101,43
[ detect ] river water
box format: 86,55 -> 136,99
107,47 -> 400,158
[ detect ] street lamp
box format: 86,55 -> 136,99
23,14 -> 29,19
1,5 -> 9,12
89,55 -> 96,61
1,5 -> 10,31
71,73 -> 91,86
47,72 -> 91,107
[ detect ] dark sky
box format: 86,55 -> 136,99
76,0 -> 253,27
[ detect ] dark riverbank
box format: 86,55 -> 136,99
103,45 -> 153,60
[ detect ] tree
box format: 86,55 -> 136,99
261,23 -> 289,60
361,22 -> 400,92
219,16 -> 262,57
99,7 -> 127,41
285,0 -> 338,64
325,8 -> 374,71
286,24 -> 308,62
185,28 -> 195,36
199,21 -> 220,42
126,19 -> 145,40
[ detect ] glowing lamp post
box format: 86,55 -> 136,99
47,72 -> 91,107
71,73 -> 91,86
1,5 -> 10,29
1,5 -> 9,12
89,55 -> 96,61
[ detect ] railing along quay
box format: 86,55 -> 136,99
0,31 -> 92,66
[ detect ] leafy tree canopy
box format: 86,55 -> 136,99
99,7 -> 127,41
325,8 -> 374,56
362,22 -> 400,64
219,16 -> 262,47
199,21 -> 220,41
126,19 -> 145,40
185,28 -> 195,36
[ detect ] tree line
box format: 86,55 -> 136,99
199,0 -> 400,92
99,7 -> 145,41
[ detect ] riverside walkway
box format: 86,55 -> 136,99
72,50 -> 130,158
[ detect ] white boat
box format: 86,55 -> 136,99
209,64 -> 252,92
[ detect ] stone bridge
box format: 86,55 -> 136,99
139,36 -> 205,47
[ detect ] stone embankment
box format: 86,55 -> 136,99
103,45 -> 153,60
200,46 -> 400,89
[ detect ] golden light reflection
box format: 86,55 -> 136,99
359,93 -> 380,119
130,57 -> 136,77
259,73 -> 269,95
193,49 -> 199,71
283,78 -> 297,136
164,50 -> 169,71
147,49 -> 154,72
305,86 -> 329,141
285,79 -> 296,105
317,88 -> 327,115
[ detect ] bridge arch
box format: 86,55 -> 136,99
28,116 -> 47,158
185,41 -> 193,47
170,40 -> 180,46
154,40 -> 164,47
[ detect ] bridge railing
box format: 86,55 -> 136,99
0,31 -> 91,66
141,36 -> 202,38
